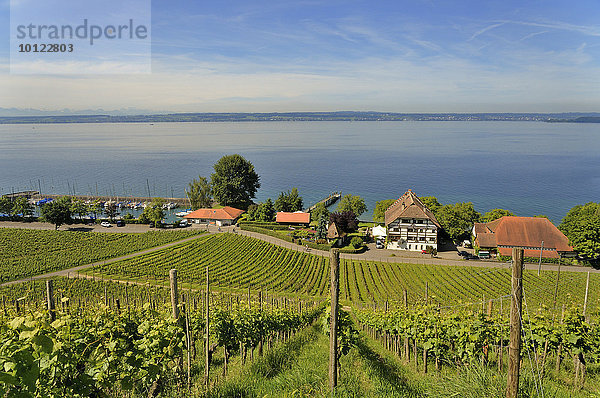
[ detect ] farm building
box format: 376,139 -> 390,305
184,206 -> 245,226
472,216 -> 575,259
385,189 -> 440,252
276,211 -> 311,226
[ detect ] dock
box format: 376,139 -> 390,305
30,194 -> 190,207
306,192 -> 342,212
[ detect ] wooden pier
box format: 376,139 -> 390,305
306,192 -> 342,212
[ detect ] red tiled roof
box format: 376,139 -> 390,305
184,206 -> 245,220
276,212 -> 311,224
384,189 -> 440,227
475,216 -> 573,256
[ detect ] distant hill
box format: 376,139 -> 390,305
547,116 -> 600,123
1,111 -> 600,124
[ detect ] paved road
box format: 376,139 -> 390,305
233,227 -> 598,274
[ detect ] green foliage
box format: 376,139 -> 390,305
559,202 -> 600,258
321,308 -> 359,358
70,198 -> 89,220
420,196 -> 442,212
274,187 -> 303,212
104,202 -> 119,221
41,196 -> 73,230
251,199 -> 276,222
482,208 -> 515,223
187,176 -> 212,210
310,202 -> 329,222
139,197 -> 166,226
372,199 -> 395,222
0,228 -> 200,282
0,196 -> 12,215
317,214 -> 328,240
336,194 -> 367,217
0,308 -> 185,397
350,236 -> 364,249
211,154 -> 260,210
10,197 -> 34,220
435,202 -> 481,242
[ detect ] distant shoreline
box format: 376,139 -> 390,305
1,111 -> 600,124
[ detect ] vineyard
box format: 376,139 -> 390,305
354,303 -> 600,391
0,277 -> 324,397
0,228 -> 202,282
88,233 -> 600,314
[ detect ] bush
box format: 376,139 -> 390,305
350,236 -> 364,249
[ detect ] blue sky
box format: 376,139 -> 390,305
1,0 -> 599,113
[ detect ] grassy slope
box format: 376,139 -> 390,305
202,323 -> 596,398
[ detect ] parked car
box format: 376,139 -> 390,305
375,240 -> 384,249
179,219 -> 189,228
100,221 -> 111,228
478,251 -> 491,259
465,254 -> 479,260
116,220 -> 125,227
458,251 -> 469,257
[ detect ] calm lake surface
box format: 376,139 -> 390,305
1,121 -> 598,223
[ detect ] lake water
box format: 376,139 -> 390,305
0,121 -> 598,223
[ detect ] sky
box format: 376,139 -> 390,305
1,0 -> 599,113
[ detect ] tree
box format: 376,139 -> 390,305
211,154 -> 260,210
0,196 -> 12,215
373,199 -> 395,222
316,214 -> 328,240
336,194 -> 367,217
187,176 -> 212,210
104,202 -> 119,222
139,198 -> 166,227
420,196 -> 441,212
559,202 -> 600,259
41,197 -> 72,230
329,211 -> 358,233
482,208 -> 515,223
311,202 -> 330,222
11,197 -> 34,220
253,199 -> 275,222
71,198 -> 89,221
89,199 -> 102,220
274,188 -> 303,212
435,202 -> 481,242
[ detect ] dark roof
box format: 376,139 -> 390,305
327,222 -> 345,239
384,189 -> 440,227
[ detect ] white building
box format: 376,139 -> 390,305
384,189 -> 440,252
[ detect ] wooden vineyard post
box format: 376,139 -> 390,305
170,269 -> 179,319
404,289 -> 409,362
329,248 -> 340,391
499,296 -> 503,372
46,280 -> 55,322
583,271 -> 590,319
506,248 -> 523,398
205,265 -> 210,386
